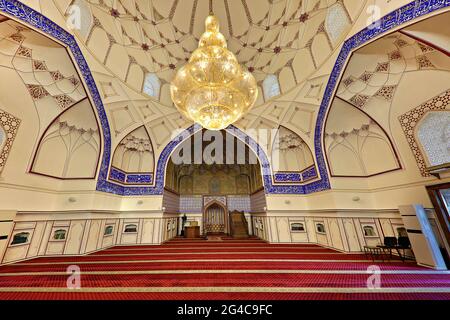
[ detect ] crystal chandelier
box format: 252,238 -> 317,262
170,15 -> 258,130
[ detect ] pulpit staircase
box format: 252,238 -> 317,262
229,211 -> 249,238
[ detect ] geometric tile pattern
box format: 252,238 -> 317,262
0,108 -> 21,173
50,0 -> 363,104
26,84 -> 49,100
109,167 -> 153,185
398,90 -> 450,176
418,111 -> 450,167
375,62 -> 390,72
388,50 -> 402,61
337,30 -> 442,114
54,94 -> 75,109
416,55 -> 435,69
418,42 -> 435,53
313,0 -> 450,196
8,30 -> 85,109
374,85 -> 397,101
342,77 -> 355,87
350,94 -> 371,108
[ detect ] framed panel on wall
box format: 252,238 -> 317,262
290,222 -> 306,232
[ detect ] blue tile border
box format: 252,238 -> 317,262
302,166 -> 318,182
1,0 -> 448,195
126,173 -> 153,184
109,167 -> 153,185
274,173 -> 302,183
109,167 -> 126,183
273,165 -> 318,183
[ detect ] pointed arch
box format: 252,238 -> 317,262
30,98 -> 101,179
112,126 -> 155,173
203,200 -> 228,234
272,126 -> 315,172
416,110 -> 450,168
324,98 -> 401,177
109,126 -> 155,185
271,126 -> 318,183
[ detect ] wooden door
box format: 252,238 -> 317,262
204,203 -> 226,234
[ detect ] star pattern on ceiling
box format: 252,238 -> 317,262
0,0 -> 449,196
53,1 -> 365,106
46,0 -> 367,161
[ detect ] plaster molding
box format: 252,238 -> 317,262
0,0 -> 448,196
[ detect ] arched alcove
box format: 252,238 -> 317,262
324,98 -> 401,177
109,126 -> 155,184
271,126 -> 318,183
31,99 -> 101,179
163,129 -> 266,236
417,111 -> 450,168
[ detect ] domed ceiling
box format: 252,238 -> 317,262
0,0 -> 448,196
50,0 -> 367,151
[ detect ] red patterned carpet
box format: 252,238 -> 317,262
0,237 -> 449,300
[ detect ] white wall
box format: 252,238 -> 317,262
1,211 -> 178,264
0,211 -> 16,263
251,209 -> 443,255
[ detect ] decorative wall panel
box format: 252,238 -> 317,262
271,126 -> 318,182
180,196 -> 203,213
110,126 -> 154,184
417,111 -> 450,167
51,0 -> 365,102
399,90 -> 450,175
325,99 -> 401,177
227,196 -> 251,212
0,108 -> 20,173
31,99 -> 101,179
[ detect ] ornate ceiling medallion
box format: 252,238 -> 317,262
170,15 -> 258,130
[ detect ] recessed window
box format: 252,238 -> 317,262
325,3 -> 350,45
53,229 -> 67,240
104,225 -> 114,236
291,223 -> 305,232
11,232 -> 30,245
397,227 -> 408,237
143,73 -> 161,98
417,111 -> 450,167
363,225 -> 376,237
69,0 -> 93,38
124,224 -> 137,233
262,75 -> 281,100
316,223 -> 326,234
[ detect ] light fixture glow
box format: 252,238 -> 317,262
170,15 -> 258,130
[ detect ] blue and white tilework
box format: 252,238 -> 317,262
1,0 -> 448,195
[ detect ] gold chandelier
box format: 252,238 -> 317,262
170,15 -> 258,130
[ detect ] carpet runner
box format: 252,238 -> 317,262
0,237 -> 449,300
